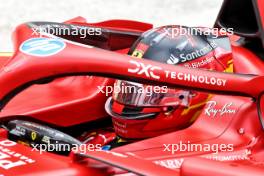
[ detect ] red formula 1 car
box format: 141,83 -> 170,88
0,0 -> 264,175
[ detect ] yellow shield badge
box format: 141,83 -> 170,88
31,131 -> 37,141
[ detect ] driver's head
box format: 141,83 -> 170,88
105,25 -> 233,139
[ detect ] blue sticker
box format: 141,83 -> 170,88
20,38 -> 66,57
101,145 -> 111,151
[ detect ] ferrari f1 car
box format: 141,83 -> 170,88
0,0 -> 264,175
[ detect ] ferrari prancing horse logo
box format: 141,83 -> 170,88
31,131 -> 37,141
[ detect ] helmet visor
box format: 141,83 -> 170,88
112,80 -> 190,107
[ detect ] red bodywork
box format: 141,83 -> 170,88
0,17 -> 152,127
0,1 -> 264,175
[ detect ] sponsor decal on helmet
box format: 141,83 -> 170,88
132,50 -> 144,58
184,56 -> 214,68
132,43 -> 149,58
167,41 -> 217,65
20,38 -> 66,57
167,54 -> 180,64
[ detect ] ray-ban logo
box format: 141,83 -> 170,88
205,101 -> 236,117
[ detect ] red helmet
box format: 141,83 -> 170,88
105,25 -> 233,139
